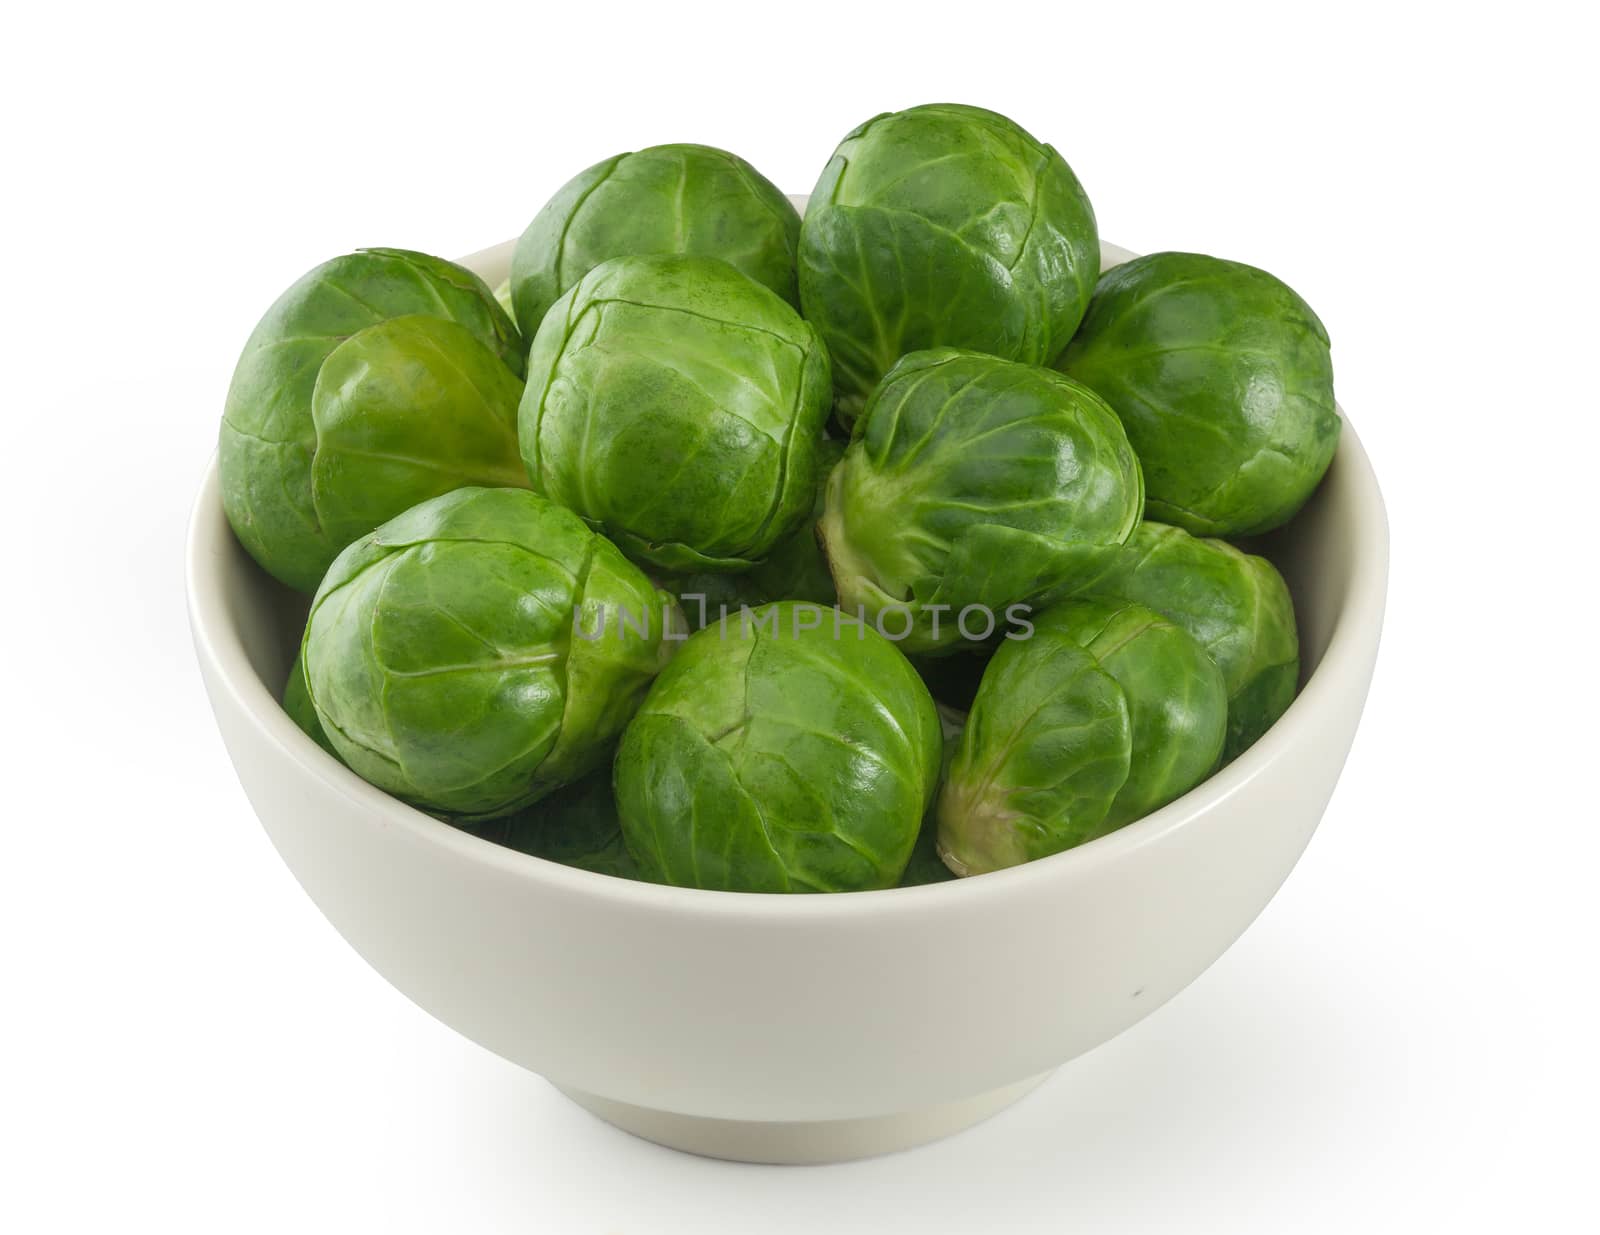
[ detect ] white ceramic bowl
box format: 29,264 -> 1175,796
188,231 -> 1387,1164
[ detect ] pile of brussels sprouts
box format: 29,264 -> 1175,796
223,103 -> 1337,893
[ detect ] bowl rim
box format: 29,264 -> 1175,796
189,263 -> 1388,924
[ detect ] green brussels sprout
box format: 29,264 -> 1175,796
465,769 -> 643,880
492,276 -> 515,318
510,143 -> 800,336
671,438 -> 845,627
302,487 -> 682,819
742,436 -> 844,601
281,651 -> 339,760
1094,522 -> 1299,761
520,254 -> 833,574
1057,252 -> 1339,537
615,601 -> 943,892
938,598 -> 1226,875
819,349 -> 1143,655
799,103 -> 1098,424
221,248 -> 526,592
304,317 -> 527,551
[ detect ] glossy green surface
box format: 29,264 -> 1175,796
510,143 -> 800,336
938,598 -> 1226,875
671,438 -> 844,627
492,276 -> 515,318
520,254 -> 833,574
309,316 -> 528,554
799,103 -> 1098,424
1094,522 -> 1299,761
615,602 -> 942,892
820,349 -> 1143,654
1058,252 -> 1339,536
302,487 -> 680,819
220,248 -> 525,592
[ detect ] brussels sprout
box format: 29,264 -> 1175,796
671,438 -> 845,627
492,276 -> 515,318
938,598 -> 1226,875
302,487 -> 682,819
520,254 -> 833,574
221,248 -> 526,591
742,436 -> 844,601
615,601 -> 942,892
1093,522 -> 1299,760
1057,252 -> 1339,537
281,651 -> 338,760
819,349 -> 1143,654
510,144 -> 800,336
465,769 -> 643,880
799,103 -> 1098,424
308,316 -> 527,551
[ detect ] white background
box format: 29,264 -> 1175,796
4,2 -> 1596,1231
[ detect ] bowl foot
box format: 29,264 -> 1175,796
555,1071 -> 1053,1164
